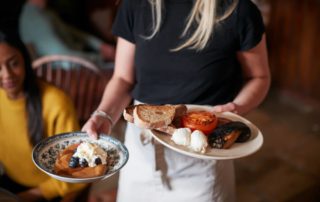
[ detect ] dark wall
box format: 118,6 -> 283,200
266,0 -> 320,102
0,0 -> 24,34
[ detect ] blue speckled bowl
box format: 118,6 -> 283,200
32,132 -> 129,183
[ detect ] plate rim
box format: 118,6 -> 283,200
151,104 -> 264,160
32,131 -> 129,183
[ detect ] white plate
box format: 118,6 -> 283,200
151,105 -> 263,160
32,132 -> 129,183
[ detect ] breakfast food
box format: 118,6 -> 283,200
123,104 -> 252,152
181,111 -> 218,135
54,142 -> 108,178
123,104 -> 187,133
72,142 -> 108,167
171,128 -> 192,146
207,121 -> 251,149
134,104 -> 176,128
123,104 -> 140,123
189,130 -> 208,153
156,124 -> 178,135
171,128 -> 208,153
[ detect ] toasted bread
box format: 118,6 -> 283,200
123,104 -> 139,123
133,105 -> 176,128
123,104 -> 187,133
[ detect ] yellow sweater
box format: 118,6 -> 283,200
0,81 -> 85,199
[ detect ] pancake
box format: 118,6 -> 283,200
54,144 -> 108,178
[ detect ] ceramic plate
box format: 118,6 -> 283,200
151,105 -> 263,160
32,132 -> 129,183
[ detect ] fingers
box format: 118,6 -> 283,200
87,127 -> 99,140
81,116 -> 113,139
82,119 -> 98,140
211,105 -> 223,113
211,102 -> 238,114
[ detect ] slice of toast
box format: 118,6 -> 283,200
123,104 -> 143,123
123,105 -> 135,123
123,104 -> 187,134
133,105 -> 176,129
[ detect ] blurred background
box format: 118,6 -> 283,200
1,0 -> 319,201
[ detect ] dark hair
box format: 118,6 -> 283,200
0,29 -> 43,145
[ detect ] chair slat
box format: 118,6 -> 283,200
32,55 -> 110,126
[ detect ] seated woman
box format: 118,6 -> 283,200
0,29 -> 87,201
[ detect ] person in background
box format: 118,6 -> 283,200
19,0 -> 115,69
83,0 -> 270,201
0,29 -> 86,202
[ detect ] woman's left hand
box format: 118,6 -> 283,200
211,102 -> 240,114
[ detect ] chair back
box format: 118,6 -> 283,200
32,55 -> 112,125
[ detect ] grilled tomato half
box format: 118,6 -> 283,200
181,111 -> 218,135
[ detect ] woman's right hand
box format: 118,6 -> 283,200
82,115 -> 112,139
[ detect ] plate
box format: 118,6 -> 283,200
151,105 -> 263,160
32,132 -> 129,183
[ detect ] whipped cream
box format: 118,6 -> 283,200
171,128 -> 192,146
73,142 -> 108,167
189,130 -> 208,153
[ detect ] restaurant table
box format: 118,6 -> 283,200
0,188 -> 20,202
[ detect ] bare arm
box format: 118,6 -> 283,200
212,34 -> 271,115
82,37 -> 136,138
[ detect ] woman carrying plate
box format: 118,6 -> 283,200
83,0 -> 270,201
0,29 -> 86,201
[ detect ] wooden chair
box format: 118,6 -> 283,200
32,55 -> 113,126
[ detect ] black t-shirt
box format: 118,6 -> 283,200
112,0 -> 264,105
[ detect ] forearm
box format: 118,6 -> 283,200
83,37 -> 135,138
234,34 -> 270,115
233,75 -> 270,115
97,76 -> 133,123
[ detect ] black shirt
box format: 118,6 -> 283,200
112,0 -> 264,105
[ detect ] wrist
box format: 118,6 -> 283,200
228,102 -> 238,114
91,110 -> 114,127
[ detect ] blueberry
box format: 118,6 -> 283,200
80,159 -> 88,167
69,157 -> 79,168
95,158 -> 102,165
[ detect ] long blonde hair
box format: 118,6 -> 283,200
146,0 -> 238,51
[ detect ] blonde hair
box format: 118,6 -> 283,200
146,0 -> 238,51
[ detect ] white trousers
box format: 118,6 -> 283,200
116,121 -> 236,202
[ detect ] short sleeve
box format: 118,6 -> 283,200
112,0 -> 135,43
237,0 -> 265,51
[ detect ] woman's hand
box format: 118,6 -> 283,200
82,115 -> 112,139
211,102 -> 240,114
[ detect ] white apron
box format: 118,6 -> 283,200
117,103 -> 235,202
